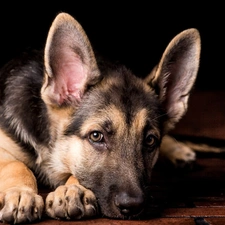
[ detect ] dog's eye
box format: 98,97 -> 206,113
145,134 -> 157,148
89,131 -> 104,143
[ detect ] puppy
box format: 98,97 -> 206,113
0,12 -> 201,223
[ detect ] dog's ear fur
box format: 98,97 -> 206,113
41,12 -> 100,107
145,29 -> 201,132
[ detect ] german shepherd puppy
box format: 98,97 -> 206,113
0,12 -> 201,223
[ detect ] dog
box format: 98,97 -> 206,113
0,12 -> 201,223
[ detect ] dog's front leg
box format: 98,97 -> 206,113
0,159 -> 44,224
45,175 -> 98,220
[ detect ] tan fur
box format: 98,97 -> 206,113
160,135 -> 196,166
0,161 -> 37,192
0,129 -> 32,165
46,107 -> 74,140
65,175 -> 80,185
160,136 -> 225,167
80,105 -> 126,137
44,136 -> 85,185
131,109 -> 160,168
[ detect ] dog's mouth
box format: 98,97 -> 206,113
100,205 -> 145,220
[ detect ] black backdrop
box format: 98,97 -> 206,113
0,2 -> 224,90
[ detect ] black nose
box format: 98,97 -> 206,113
114,192 -> 145,216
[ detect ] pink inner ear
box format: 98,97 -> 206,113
53,57 -> 87,105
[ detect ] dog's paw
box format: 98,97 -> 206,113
160,135 -> 196,170
0,187 -> 44,224
45,184 -> 98,220
167,143 -> 196,169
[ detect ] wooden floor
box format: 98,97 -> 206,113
19,90 -> 225,225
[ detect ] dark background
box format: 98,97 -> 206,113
0,2 -> 224,90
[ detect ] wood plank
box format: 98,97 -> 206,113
162,207 -> 225,217
31,217 -> 197,225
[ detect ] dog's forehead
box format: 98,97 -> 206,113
97,68 -> 161,121
79,106 -> 153,136
66,68 -> 163,136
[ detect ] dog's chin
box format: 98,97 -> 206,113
99,203 -> 145,220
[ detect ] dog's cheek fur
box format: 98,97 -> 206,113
39,136 -> 87,187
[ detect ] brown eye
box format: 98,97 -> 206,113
89,131 -> 104,143
145,134 -> 157,147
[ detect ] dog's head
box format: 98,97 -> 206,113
41,13 -> 201,219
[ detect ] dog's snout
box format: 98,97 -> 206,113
114,191 -> 145,216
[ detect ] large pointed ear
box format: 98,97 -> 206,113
145,28 -> 201,132
41,12 -> 101,107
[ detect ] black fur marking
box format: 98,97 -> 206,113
0,50 -> 50,156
